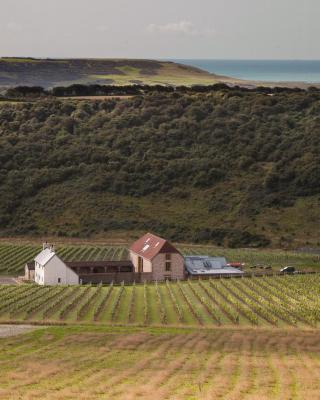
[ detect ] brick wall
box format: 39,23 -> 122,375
151,253 -> 185,281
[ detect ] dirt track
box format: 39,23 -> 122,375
0,324 -> 38,338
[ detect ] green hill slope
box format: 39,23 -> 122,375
0,58 -> 221,88
0,89 -> 319,247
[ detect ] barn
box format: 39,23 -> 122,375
65,260 -> 134,284
129,233 -> 185,281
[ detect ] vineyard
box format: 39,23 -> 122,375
0,274 -> 319,327
0,242 -> 319,276
0,325 -> 319,400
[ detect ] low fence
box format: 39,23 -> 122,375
79,272 -> 153,284
188,270 -> 319,280
79,270 -> 318,285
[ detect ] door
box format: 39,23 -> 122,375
138,257 -> 143,273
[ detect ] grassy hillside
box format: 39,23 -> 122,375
1,274 -> 320,327
0,89 -> 319,247
0,325 -> 319,399
0,58 -> 221,88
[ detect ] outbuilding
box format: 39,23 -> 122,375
24,261 -> 35,281
65,260 -> 134,284
185,255 -> 244,277
129,233 -> 185,281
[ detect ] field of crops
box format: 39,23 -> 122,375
0,325 -> 319,399
0,274 -> 319,327
0,242 -> 319,276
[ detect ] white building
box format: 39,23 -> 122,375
34,244 -> 79,285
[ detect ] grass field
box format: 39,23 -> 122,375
0,324 -> 319,399
0,274 -> 319,328
90,62 -> 220,86
0,242 -> 319,276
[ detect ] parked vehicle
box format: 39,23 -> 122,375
280,266 -> 296,274
227,262 -> 245,269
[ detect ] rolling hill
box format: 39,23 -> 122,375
1,57 -> 319,91
0,58 -> 224,89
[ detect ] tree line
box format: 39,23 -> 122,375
3,83 -> 318,99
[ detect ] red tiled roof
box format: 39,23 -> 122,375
129,233 -> 180,261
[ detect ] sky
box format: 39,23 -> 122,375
0,0 -> 319,59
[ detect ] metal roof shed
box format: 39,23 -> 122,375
185,255 -> 244,276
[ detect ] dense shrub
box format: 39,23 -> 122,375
0,89 -> 319,245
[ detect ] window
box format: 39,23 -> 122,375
58,278 -> 61,283
165,261 -> 171,272
165,254 -> 171,271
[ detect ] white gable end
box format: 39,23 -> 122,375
34,251 -> 79,285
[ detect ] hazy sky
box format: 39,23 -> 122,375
1,0 -> 319,59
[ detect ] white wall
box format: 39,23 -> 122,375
130,251 -> 152,273
35,255 -> 79,285
35,261 -> 44,285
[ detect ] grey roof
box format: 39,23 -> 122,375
185,255 -> 244,276
34,248 -> 56,266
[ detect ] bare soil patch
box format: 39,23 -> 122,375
0,324 -> 39,338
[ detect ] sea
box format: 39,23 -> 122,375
172,59 -> 320,83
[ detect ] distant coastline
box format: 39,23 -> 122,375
171,59 -> 320,84
0,57 -> 319,90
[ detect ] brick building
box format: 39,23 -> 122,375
129,233 -> 185,281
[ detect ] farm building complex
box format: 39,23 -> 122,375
25,233 -> 243,285
26,234 -> 185,285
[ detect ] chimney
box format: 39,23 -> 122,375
43,242 -> 55,252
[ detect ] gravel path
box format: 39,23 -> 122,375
0,324 -> 40,338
